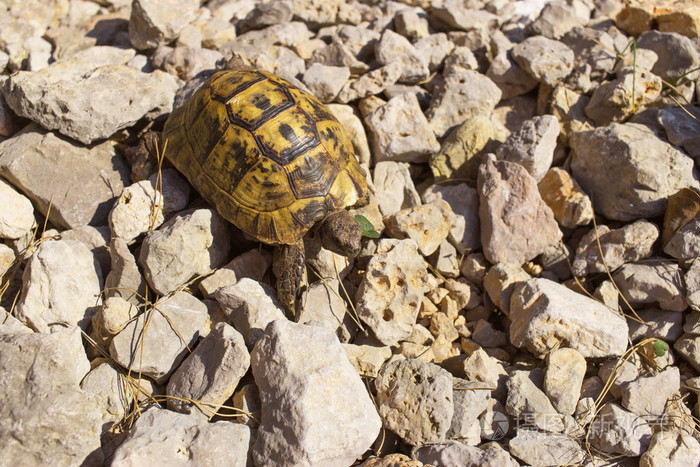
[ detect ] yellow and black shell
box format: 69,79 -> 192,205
162,69 -> 368,245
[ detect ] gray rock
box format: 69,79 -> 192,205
430,7 -> 499,32
570,123 -> 699,221
675,333 -> 700,372
414,32 -> 454,72
310,37 -> 370,75
299,278 -> 355,342
487,52 -> 540,100
544,348 -> 586,415
687,258 -> 700,312
413,441 -> 519,467
640,430 -> 700,467
428,240 -> 460,279
664,210 -> 700,260
366,92 -> 440,163
16,239 -> 103,333
213,278 -> 286,349
637,30 -> 700,82
0,327 -> 103,466
0,125 -> 131,230
111,406 -> 250,467
528,1 -> 589,39
139,208 -> 231,296
251,320 -> 381,466
90,297 -> 139,352
589,403 -> 653,457
356,239 -> 430,345
544,85 -> 592,143
659,106 -> 700,161
621,366 -> 680,416
613,261 -> 687,311
3,47 -> 180,144
376,359 -> 453,445
0,177 -> 35,239
0,304 -> 31,334
572,220 -> 659,277
81,361 -> 133,429
240,0 -> 293,31
394,8 -> 430,41
302,63 -> 349,102
109,291 -> 208,384
104,238 -> 149,306
511,35 -> 574,86
598,358 -> 640,400
478,154 -> 562,265
448,378 -> 492,442
510,278 -> 629,358
506,370 -> 565,433
129,0 -> 201,50
150,45 -> 223,82
167,322 -> 250,419
426,70 -> 502,138
375,29 -> 429,84
422,183 -> 481,254
342,343 -> 392,378
198,248 -> 271,298
628,308 -> 684,342
508,428 -> 585,466
463,349 -> 510,401
372,161 -> 422,217
495,114 -> 559,182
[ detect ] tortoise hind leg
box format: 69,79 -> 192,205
277,241 -> 305,319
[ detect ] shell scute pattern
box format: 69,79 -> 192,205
162,69 -> 367,245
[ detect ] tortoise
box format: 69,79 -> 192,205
160,69 -> 369,315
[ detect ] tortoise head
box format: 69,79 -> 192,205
318,209 -> 362,258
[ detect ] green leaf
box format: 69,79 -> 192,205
354,214 -> 380,238
653,340 -> 669,357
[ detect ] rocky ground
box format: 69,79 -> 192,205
1,0 -> 700,465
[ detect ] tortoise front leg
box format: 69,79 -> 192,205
277,241 -> 305,319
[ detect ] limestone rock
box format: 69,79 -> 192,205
0,327 -> 102,466
109,291 -> 208,384
495,115 -> 559,182
589,403 -> 652,457
199,248 -> 272,298
104,238 -> 149,306
81,361 -> 133,429
302,63 -> 349,102
506,370 -> 565,433
111,406 -> 250,467
538,167 -> 593,229
139,208 -> 231,296
640,430 -> 700,467
374,29 -> 429,84
129,0 -> 201,50
585,70 -> 662,125
213,278 -> 286,349
478,154 -> 562,265
613,261 -> 687,311
544,348 -> 586,415
365,92 -> 439,163
510,278 -> 629,358
3,47 -> 180,144
0,177 -> 35,239
336,62 -> 402,103
372,161 -> 421,217
16,239 -> 103,333
0,125 -> 131,230
356,239 -> 430,345
413,441 -> 519,466
621,366 -> 680,416
251,320 -> 381,466
168,322 -> 250,419
448,378 -> 492,443
511,35 -> 574,85
483,263 -> 532,317
508,429 -> 585,466
422,183 -> 481,254
572,220 -> 659,277
570,123 -> 699,221
342,343 -> 392,378
376,359 -> 453,445
383,200 -> 453,256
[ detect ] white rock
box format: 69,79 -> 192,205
356,239 -> 429,345
342,343 -> 393,378
463,349 -> 510,401
129,0 -> 201,50
16,239 -> 103,333
483,263 -> 532,317
509,278 -> 629,358
109,292 -> 208,384
111,406 -> 250,467
621,366 -> 680,416
376,358 -> 453,445
508,428 -> 585,466
0,177 -> 35,239
251,320 -> 381,466
302,63 -> 349,102
664,211 -> 700,260
372,161 -> 421,216
506,370 -> 565,433
448,378 -> 492,443
414,441 -> 519,466
686,258 -> 700,312
640,430 -> 700,467
365,92 -> 439,163
213,278 -> 287,348
3,47 -> 180,145
299,278 -> 354,342
374,29 -> 429,84
81,361 -> 133,428
422,183 -> 481,254
104,238 -> 149,305
198,248 -> 272,298
0,326 -> 102,466
544,348 -> 586,415
139,208 -> 231,296
168,322 -> 250,419
511,35 -> 574,85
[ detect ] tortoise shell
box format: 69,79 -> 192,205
162,69 -> 368,245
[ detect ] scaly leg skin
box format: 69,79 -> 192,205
276,241 -> 305,320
